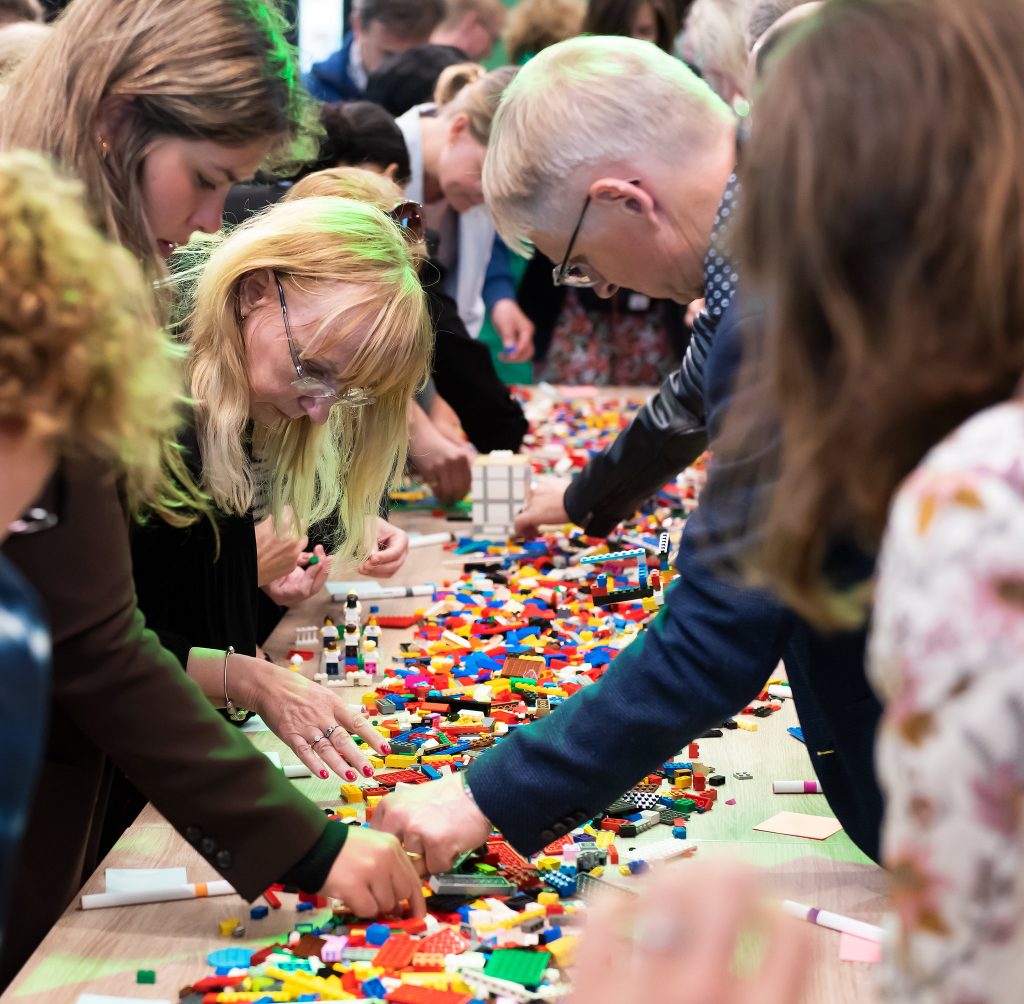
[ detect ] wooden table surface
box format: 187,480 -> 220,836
1,402 -> 886,1004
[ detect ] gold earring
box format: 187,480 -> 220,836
97,134 -> 110,159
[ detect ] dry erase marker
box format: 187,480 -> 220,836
408,532 -> 453,548
782,900 -> 885,943
81,880 -> 235,910
772,780 -> 823,794
329,583 -> 435,601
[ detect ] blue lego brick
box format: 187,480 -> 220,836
249,905 -> 269,920
788,726 -> 806,744
207,947 -> 254,969
580,548 -> 646,565
421,764 -> 442,781
365,922 -> 392,946
672,826 -> 688,839
361,977 -> 388,998
543,870 -> 577,897
296,901 -> 313,913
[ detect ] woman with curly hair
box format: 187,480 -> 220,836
0,0 -> 425,984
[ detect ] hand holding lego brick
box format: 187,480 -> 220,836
569,861 -> 811,1004
513,476 -> 571,537
491,297 -> 535,362
357,517 -> 409,579
262,543 -> 331,606
321,827 -> 426,918
239,660 -> 389,779
254,510 -> 309,586
370,772 -> 490,875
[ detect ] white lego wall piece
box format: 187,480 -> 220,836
471,451 -> 530,537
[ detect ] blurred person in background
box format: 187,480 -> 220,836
431,0 -> 507,62
503,0 -> 586,65
304,0 -> 445,103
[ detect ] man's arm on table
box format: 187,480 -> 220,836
374,301 -> 798,860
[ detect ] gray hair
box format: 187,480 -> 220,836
483,34 -> 732,255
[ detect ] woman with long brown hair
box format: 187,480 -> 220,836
0,0 -> 423,984
725,0 -> 1024,997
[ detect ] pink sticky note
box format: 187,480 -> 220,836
752,811 -> 843,840
839,933 -> 882,964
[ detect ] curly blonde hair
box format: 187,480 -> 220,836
503,0 -> 585,65
0,150 -> 185,511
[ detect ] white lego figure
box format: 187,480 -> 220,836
342,591 -> 362,629
471,451 -> 530,537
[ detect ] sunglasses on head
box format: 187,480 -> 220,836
387,201 -> 424,244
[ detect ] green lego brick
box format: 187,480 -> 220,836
484,948 -> 551,989
136,969 -> 156,984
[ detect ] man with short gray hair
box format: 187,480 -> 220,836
304,0 -> 446,103
370,30 -> 884,874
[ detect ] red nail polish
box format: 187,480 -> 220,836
345,770 -> 357,781
380,743 -> 392,755
362,765 -> 374,778
319,769 -> 329,779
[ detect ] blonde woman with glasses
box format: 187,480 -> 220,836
0,0 -> 427,983
129,195 -> 431,792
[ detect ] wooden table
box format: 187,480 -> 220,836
1,434 -> 886,1004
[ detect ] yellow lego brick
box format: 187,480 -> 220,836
582,823 -> 598,836
588,866 -> 605,877
265,967 -> 349,1001
536,856 -> 560,870
595,831 -> 615,849
340,783 -> 364,803
365,794 -> 383,810
735,720 -> 758,732
212,994 -> 293,1002
546,935 -> 578,968
421,754 -> 454,765
218,917 -> 240,937
619,865 -> 632,876
400,972 -> 469,991
537,891 -> 559,905
385,754 -> 418,768
336,806 -> 358,819
368,754 -> 385,768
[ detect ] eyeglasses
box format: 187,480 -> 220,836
387,200 -> 425,244
552,179 -> 641,288
273,273 -> 375,408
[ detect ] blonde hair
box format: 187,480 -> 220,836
175,197 -> 432,561
434,61 -> 486,106
483,35 -> 732,256
284,166 -> 427,262
438,64 -> 517,148
503,0 -> 585,65
0,150 -> 185,513
0,0 -> 316,281
0,20 -> 48,77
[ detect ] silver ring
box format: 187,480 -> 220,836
323,725 -> 338,740
311,733 -> 326,745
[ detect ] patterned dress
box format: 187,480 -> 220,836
870,401 -> 1024,1003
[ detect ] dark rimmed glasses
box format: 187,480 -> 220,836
552,179 -> 641,288
273,273 -> 375,408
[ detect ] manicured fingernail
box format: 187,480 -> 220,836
345,770 -> 357,781
380,743 -> 391,755
319,769 -> 329,779
362,765 -> 374,778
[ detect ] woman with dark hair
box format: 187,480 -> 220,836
721,0 -> 1024,998
583,0 -> 680,52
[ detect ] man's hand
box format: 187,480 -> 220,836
514,476 -> 572,537
370,771 -> 491,876
491,298 -> 535,363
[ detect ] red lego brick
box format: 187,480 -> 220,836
385,986 -> 473,1004
376,770 -> 430,788
374,932 -> 415,970
377,614 -> 423,629
416,927 -> 469,957
542,833 -> 576,854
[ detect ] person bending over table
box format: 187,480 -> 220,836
0,151 -> 181,945
726,0 -> 1024,999
130,194 -> 431,785
0,0 -> 423,986
370,32 -> 883,872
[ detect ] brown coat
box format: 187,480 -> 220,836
1,459 -> 329,985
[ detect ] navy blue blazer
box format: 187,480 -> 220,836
304,33 -> 364,103
467,298 -> 884,862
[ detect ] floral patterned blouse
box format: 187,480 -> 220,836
870,401 -> 1024,1003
